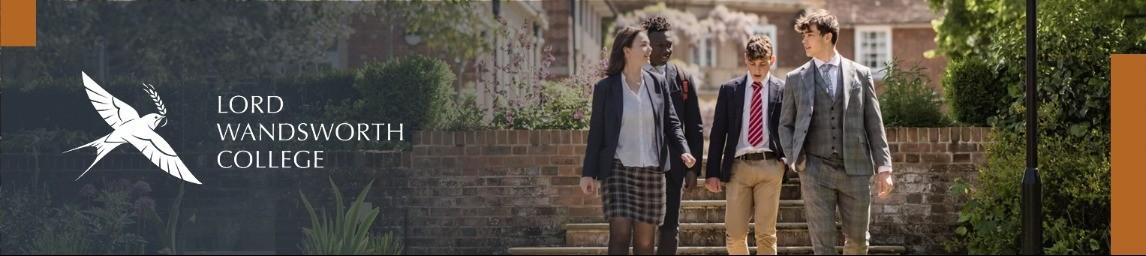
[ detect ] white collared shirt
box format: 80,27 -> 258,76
735,73 -> 773,157
615,73 -> 660,167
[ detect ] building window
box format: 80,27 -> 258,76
855,25 -> 893,79
693,36 -> 716,67
746,24 -> 778,68
492,0 -> 500,18
578,1 -> 585,27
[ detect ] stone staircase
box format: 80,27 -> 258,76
508,172 -> 906,255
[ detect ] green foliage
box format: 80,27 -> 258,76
82,182 -> 149,253
948,130 -> 1110,254
943,58 -> 1009,125
31,205 -> 92,254
322,55 -> 457,148
0,179 -> 158,254
393,0 -> 493,60
440,90 -> 489,131
274,69 -> 359,120
492,79 -> 592,130
299,178 -> 401,255
140,182 -> 187,255
1,186 -> 54,253
370,232 -> 404,256
1,1 -> 363,86
930,1 -> 1137,252
879,60 -> 951,127
931,0 -> 1146,134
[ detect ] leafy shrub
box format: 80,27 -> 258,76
327,55 -> 456,132
274,69 -> 358,120
0,179 -> 160,254
948,129 -> 1109,254
878,60 -> 950,127
440,90 -> 489,131
491,79 -> 591,130
943,58 -> 1009,126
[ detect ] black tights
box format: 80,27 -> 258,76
607,217 -> 657,255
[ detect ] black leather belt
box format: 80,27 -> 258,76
735,151 -> 779,161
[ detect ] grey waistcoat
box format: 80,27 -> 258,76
803,64 -> 846,165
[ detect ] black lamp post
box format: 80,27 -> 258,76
1021,0 -> 1043,254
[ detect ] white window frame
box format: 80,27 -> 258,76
693,36 -> 717,67
746,24 -> 778,69
854,25 -> 893,79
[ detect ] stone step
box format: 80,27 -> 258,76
693,176 -> 802,185
565,222 -> 844,247
679,200 -> 806,223
683,181 -> 802,201
507,246 -> 906,255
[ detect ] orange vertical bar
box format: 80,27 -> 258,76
0,0 -> 36,47
1112,54 -> 1146,254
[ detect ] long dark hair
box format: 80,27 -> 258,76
606,26 -> 645,76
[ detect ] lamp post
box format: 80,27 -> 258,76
1021,0 -> 1043,254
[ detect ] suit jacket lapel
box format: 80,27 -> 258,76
841,59 -> 854,109
642,71 -> 664,162
768,75 -> 782,103
610,75 -> 623,140
642,71 -> 662,125
767,75 -> 783,152
802,63 -> 816,111
731,76 -> 747,137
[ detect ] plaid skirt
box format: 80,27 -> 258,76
601,159 -> 666,225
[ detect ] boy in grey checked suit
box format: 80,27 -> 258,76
778,9 -> 896,255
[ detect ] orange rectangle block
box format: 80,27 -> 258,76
0,0 -> 36,47
1113,54 -> 1146,254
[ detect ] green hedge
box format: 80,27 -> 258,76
335,55 -> 456,131
943,59 -> 1009,126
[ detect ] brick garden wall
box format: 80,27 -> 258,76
0,127 -> 990,254
872,127 -> 990,253
386,131 -> 596,254
389,127 -> 991,254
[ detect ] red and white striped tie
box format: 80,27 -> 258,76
747,81 -> 764,147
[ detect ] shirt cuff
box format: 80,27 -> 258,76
877,166 -> 893,174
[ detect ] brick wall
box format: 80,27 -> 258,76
388,131 -> 595,254
0,127 -> 989,254
872,127 -> 990,253
391,127 -> 990,254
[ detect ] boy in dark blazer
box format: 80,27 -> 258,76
705,35 -> 787,255
640,16 -> 703,255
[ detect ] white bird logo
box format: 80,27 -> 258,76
64,71 -> 202,184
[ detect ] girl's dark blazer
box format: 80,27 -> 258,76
581,70 -> 690,179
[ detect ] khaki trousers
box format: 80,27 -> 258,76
724,158 -> 786,255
